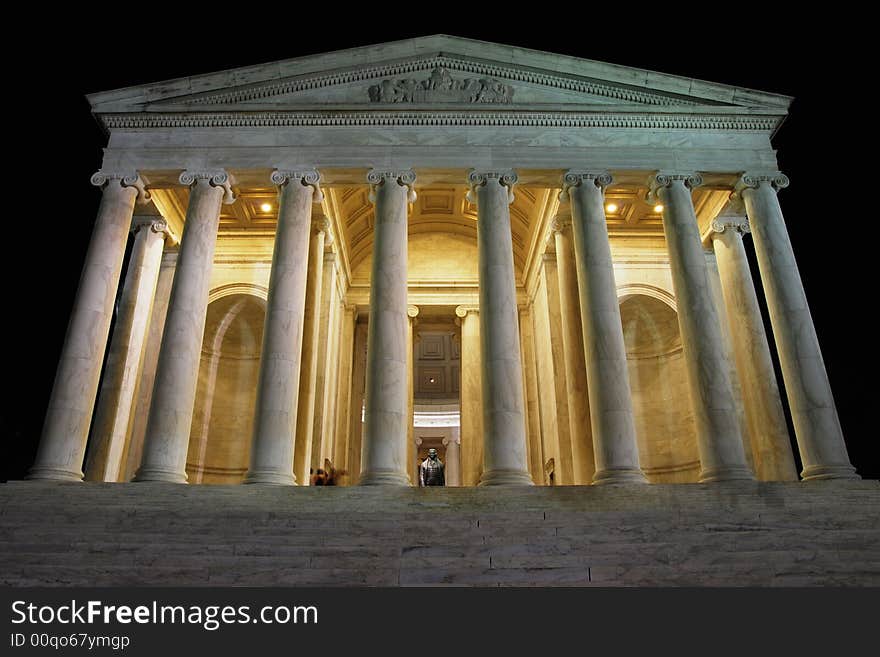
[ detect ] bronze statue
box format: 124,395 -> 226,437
418,448 -> 445,487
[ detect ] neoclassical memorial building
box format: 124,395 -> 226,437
26,35 -> 860,490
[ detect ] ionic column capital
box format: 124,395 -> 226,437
466,170 -> 517,204
179,170 -> 236,204
734,172 -> 790,196
131,216 -> 169,237
91,171 -> 150,204
560,170 -> 612,201
710,216 -> 751,237
646,171 -> 703,201
454,304 -> 479,319
271,169 -> 324,203
442,436 -> 461,447
550,214 -> 572,234
311,215 -> 332,241
407,305 -> 420,319
367,169 -> 417,203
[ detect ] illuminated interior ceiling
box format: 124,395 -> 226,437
150,171 -> 735,277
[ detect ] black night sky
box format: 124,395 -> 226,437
4,14 -> 876,482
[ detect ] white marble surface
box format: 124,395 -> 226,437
135,172 -> 231,483
456,306 -> 484,487
553,220 -> 595,485
245,172 -> 320,485
565,173 -> 646,484
29,175 -> 142,481
292,223 -> 326,485
85,218 -> 165,482
471,172 -> 533,486
359,171 -> 413,485
651,174 -> 752,482
740,175 -> 857,480
711,218 -> 797,481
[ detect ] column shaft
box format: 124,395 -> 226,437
292,223 -> 326,485
564,171 -> 646,484
650,173 -> 752,482
407,306 -> 419,486
29,173 -> 145,481
456,307 -> 483,486
711,218 -> 797,481
135,171 -> 233,483
310,254 -> 339,473
739,174 -> 857,479
85,217 -> 166,482
332,305 -> 358,478
245,171 -> 321,485
359,170 -> 415,485
443,432 -> 461,486
122,251 -> 177,481
469,171 -> 532,486
553,219 -> 595,485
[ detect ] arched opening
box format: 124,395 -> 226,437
187,293 -> 265,484
620,294 -> 700,483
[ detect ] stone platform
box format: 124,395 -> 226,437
1,480 -> 878,586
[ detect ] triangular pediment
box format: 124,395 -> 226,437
89,35 -> 791,120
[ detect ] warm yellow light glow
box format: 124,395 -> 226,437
653,204 -> 664,213
261,203 -> 272,212
606,203 -> 618,213
429,378 -> 435,383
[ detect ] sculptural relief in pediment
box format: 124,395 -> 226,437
367,67 -> 514,104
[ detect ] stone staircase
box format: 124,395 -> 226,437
1,480 -> 878,586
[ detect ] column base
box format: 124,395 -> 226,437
25,466 -> 84,482
132,466 -> 188,484
478,469 -> 534,486
699,465 -> 755,483
358,470 -> 410,486
243,470 -> 297,486
592,468 -> 648,485
801,463 -> 860,481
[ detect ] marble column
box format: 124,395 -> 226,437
359,170 -> 416,486
332,304 -> 358,477
245,170 -> 322,485
122,250 -> 177,481
85,215 -> 168,482
347,321 -> 368,482
736,173 -> 857,480
518,307 -> 544,484
648,172 -> 752,482
407,305 -> 419,486
467,170 -> 532,486
134,170 -> 234,483
443,431 -> 461,486
29,172 -> 148,481
562,171 -> 646,484
455,305 -> 482,486
310,251 -> 339,473
551,215 -> 595,485
292,219 -> 328,485
709,214 -> 797,481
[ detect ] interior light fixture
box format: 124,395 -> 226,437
606,203 -> 618,213
261,203 -> 272,212
653,204 -> 664,213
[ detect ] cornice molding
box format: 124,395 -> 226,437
100,111 -> 779,132
178,55 -> 703,108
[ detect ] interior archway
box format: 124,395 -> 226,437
187,293 -> 265,484
620,294 -> 700,483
